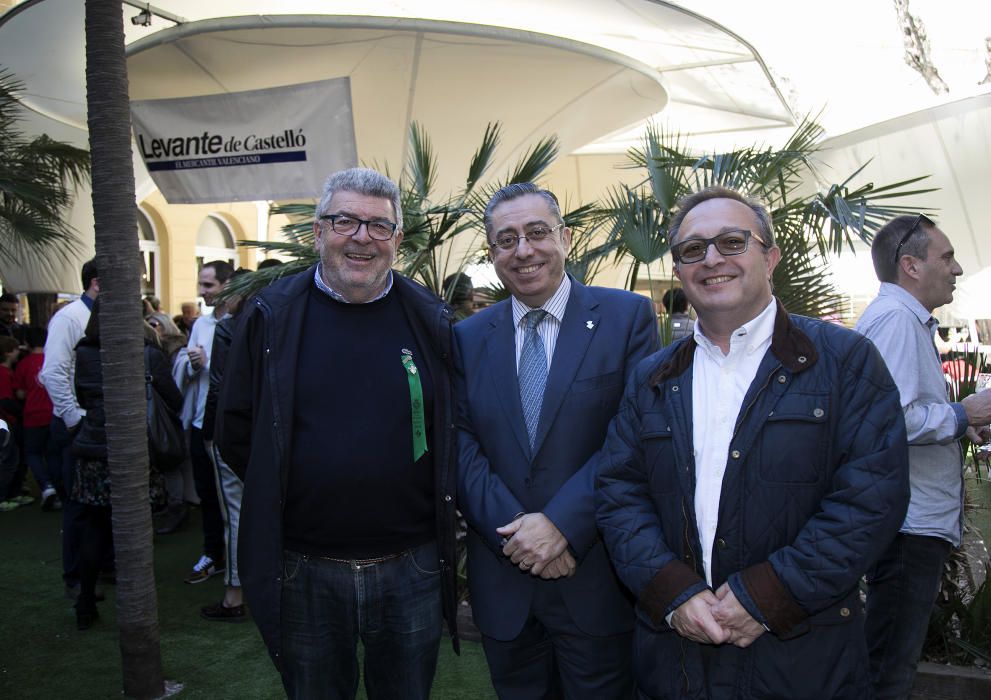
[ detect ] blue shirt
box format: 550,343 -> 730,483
856,282 -> 966,545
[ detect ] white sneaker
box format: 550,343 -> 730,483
41,487 -> 58,511
184,554 -> 223,584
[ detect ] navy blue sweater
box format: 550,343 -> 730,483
283,285 -> 435,558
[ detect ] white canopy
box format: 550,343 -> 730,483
1,0 -> 989,297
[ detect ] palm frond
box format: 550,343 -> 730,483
602,186 -> 668,267
405,121 -> 436,201
268,203 -> 317,245
220,258 -> 311,302
605,115 -> 936,319
772,221 -> 844,320
805,173 -> 937,255
506,135 -> 559,184
464,123 -> 500,193
0,67 -> 90,269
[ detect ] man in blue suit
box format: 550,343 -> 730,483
456,183 -> 659,698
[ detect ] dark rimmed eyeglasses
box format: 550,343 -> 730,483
670,229 -> 767,264
893,214 -> 934,262
318,214 -> 398,241
489,223 -> 564,252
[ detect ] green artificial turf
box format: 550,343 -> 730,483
0,503 -> 495,699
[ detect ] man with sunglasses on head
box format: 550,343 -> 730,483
456,183 -> 658,697
215,168 -> 459,699
595,186 -> 910,699
856,214 -> 991,700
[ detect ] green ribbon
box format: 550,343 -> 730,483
402,352 -> 428,462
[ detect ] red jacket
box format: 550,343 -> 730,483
13,353 -> 52,428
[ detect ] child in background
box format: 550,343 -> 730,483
14,327 -> 61,510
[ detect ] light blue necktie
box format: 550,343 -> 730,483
519,309 -> 549,447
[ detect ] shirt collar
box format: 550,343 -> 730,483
694,297 -> 777,358
877,282 -> 935,326
511,274 -> 571,327
80,293 -> 95,311
313,264 -> 393,304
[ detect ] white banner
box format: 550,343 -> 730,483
131,78 -> 357,204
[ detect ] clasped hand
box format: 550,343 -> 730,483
496,512 -> 575,579
670,584 -> 765,648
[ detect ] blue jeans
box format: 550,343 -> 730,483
865,532 -> 952,700
280,541 -> 443,700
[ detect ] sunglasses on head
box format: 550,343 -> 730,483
893,214 -> 935,263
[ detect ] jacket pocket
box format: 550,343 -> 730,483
642,423 -> 679,494
570,370 -> 623,394
758,394 -> 829,485
282,550 -> 305,586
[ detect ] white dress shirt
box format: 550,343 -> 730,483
692,299 -> 776,585
511,275 -> 571,371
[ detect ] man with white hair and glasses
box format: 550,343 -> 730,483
217,167 -> 459,699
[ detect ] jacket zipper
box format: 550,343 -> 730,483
732,363 -> 781,441
254,296 -> 288,504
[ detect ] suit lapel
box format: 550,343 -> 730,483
484,301 -> 532,458
531,281 -> 599,458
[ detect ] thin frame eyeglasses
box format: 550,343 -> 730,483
318,214 -> 398,241
489,223 -> 564,252
670,229 -> 767,264
893,214 -> 934,263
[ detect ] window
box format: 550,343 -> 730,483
195,215 -> 237,273
137,208 -> 159,297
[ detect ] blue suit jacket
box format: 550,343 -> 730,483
455,278 -> 659,640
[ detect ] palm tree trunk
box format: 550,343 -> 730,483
84,2 -> 164,697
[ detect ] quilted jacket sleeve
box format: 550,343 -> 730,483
596,360 -> 708,626
729,334 -> 910,635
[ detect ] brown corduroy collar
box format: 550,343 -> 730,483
649,298 -> 818,386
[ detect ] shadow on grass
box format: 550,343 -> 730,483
0,503 -> 494,699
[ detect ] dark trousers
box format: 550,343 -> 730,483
51,418 -> 86,586
280,541 -> 443,700
865,532 -> 952,700
189,427 -> 224,562
24,424 -> 61,491
77,503 -> 113,612
481,582 -> 633,700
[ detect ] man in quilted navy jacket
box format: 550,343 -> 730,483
595,186 -> 910,699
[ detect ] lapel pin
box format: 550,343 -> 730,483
586,321 -> 595,330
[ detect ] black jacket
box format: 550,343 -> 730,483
201,312 -> 235,441
74,339 -> 182,460
216,267 -> 460,669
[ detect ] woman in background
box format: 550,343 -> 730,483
71,301 -> 181,628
